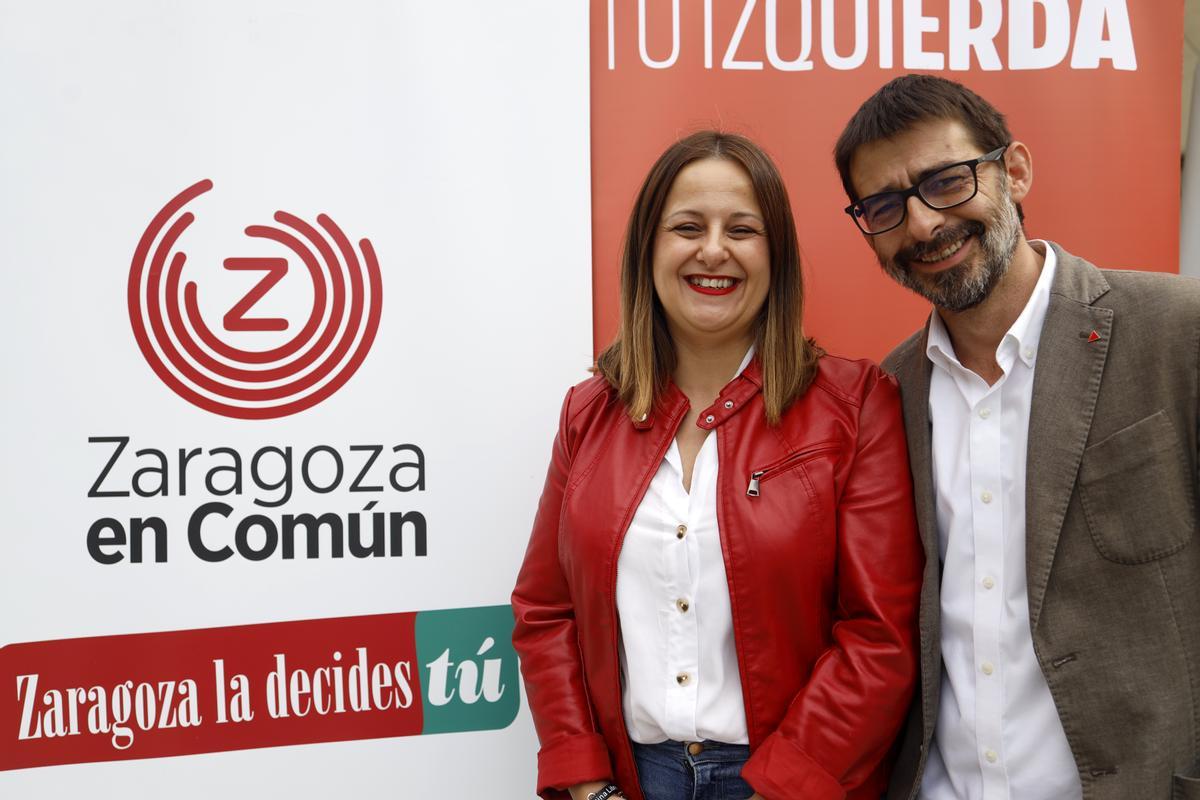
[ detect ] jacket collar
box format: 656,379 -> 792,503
1023,243 -> 1112,628
1046,241 -> 1111,305
632,357 -> 764,432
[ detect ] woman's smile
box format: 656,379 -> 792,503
652,157 -> 770,346
684,275 -> 742,295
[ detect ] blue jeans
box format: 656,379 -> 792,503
632,740 -> 755,800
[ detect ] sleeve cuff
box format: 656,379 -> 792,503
536,732 -> 614,800
742,731 -> 846,800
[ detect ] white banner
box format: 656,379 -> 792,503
0,1 -> 591,796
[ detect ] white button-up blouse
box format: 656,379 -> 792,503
615,349 -> 753,745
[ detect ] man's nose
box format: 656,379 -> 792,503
904,195 -> 944,241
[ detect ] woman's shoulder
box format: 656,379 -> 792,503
561,373 -> 615,417
550,374 -> 622,460
553,373 -> 622,437
806,352 -> 896,410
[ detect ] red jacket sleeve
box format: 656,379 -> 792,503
511,387 -> 614,799
742,370 -> 923,799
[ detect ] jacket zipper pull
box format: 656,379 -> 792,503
747,470 -> 765,497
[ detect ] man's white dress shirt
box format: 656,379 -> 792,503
919,243 -> 1082,799
615,349 -> 752,745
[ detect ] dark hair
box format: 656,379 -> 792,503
595,131 -> 821,425
834,75 -> 1022,219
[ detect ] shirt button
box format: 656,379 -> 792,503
981,490 -> 993,504
981,661 -> 995,676
978,407 -> 991,419
984,748 -> 998,764
723,400 -> 734,409
676,598 -> 690,613
982,576 -> 995,590
1023,347 -> 1034,359
676,524 -> 687,539
676,672 -> 690,686
704,414 -> 715,424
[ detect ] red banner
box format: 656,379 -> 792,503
590,0 -> 1182,360
0,606 -> 518,771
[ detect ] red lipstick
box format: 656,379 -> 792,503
686,277 -> 740,296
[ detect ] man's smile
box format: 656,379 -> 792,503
895,221 -> 985,276
913,234 -> 972,270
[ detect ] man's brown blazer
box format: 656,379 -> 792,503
882,244 -> 1200,799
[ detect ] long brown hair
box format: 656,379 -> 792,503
595,131 -> 821,425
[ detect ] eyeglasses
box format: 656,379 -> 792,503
844,144 -> 1009,235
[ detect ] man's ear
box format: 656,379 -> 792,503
1004,140 -> 1032,203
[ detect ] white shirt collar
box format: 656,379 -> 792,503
664,344 -> 756,474
735,344 -> 756,378
925,240 -> 1057,375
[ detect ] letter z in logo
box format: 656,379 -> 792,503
128,180 -> 383,419
222,258 -> 289,332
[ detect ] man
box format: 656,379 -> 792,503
833,74 -> 1200,799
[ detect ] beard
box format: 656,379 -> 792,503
879,194 -> 1021,312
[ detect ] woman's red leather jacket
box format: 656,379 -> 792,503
511,356 -> 922,800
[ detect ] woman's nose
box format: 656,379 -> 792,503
698,231 -> 729,266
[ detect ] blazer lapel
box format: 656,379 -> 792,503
1025,245 -> 1113,630
888,327 -> 941,732
894,335 -> 939,579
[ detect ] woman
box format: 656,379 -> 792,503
512,132 -> 922,800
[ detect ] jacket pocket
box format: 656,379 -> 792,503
1079,410 -> 1196,565
745,441 -> 838,498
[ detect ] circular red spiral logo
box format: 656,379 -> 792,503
128,180 -> 383,419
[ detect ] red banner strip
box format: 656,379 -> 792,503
0,613 -> 423,771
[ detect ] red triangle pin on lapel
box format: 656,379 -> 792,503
1088,330 -> 1102,343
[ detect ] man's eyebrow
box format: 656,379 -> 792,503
866,157 -> 966,196
914,157 -> 966,183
